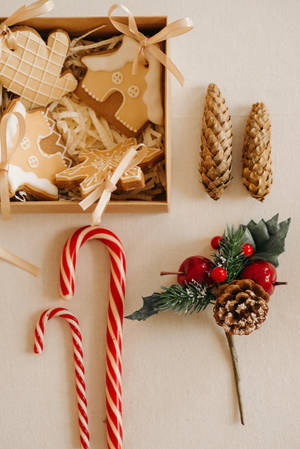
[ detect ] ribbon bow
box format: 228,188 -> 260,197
79,143 -> 148,225
108,4 -> 193,85
0,0 -> 54,57
0,110 -> 26,220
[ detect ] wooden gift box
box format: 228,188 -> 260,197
1,16 -> 170,214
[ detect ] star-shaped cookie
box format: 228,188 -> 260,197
56,138 -> 164,197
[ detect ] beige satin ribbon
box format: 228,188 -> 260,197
108,4 -> 193,85
0,111 -> 26,220
0,0 -> 54,56
79,143 -> 148,225
0,247 -> 39,276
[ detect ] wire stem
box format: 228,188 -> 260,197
225,332 -> 245,425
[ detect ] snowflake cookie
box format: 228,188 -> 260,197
56,138 -> 164,197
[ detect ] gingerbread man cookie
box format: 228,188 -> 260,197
0,27 -> 77,109
56,138 -> 164,197
76,36 -> 164,137
1,99 -> 67,199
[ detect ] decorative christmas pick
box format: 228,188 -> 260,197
127,214 -> 291,425
60,226 -> 126,449
34,307 -> 89,449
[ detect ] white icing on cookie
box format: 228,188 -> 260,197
82,36 -> 139,72
127,85 -> 140,98
112,71 -> 124,84
8,164 -> 58,196
82,36 -> 163,126
144,50 -> 163,125
27,155 -> 39,169
21,136 -> 31,151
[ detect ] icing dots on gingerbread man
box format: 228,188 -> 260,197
56,138 -> 164,197
1,99 -> 67,199
0,27 -> 77,109
76,36 -> 164,137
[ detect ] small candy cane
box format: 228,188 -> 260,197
60,226 -> 126,449
34,307 -> 89,449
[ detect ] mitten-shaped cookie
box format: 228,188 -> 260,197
242,102 -> 272,201
0,27 -> 77,109
200,84 -> 232,200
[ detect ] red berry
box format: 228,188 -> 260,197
242,243 -> 254,257
211,266 -> 227,283
211,236 -> 222,250
177,256 -> 213,286
240,260 -> 277,295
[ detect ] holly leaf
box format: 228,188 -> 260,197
126,296 -> 160,321
240,226 -> 256,250
247,219 -> 270,247
265,213 -> 280,234
242,214 -> 291,267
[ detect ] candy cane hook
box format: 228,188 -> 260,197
34,307 -> 89,449
60,226 -> 126,449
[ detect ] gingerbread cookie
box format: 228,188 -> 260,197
56,138 -> 164,197
0,27 -> 77,109
1,99 -> 67,199
76,36 -> 164,137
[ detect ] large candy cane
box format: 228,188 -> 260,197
60,226 -> 126,449
34,307 -> 89,449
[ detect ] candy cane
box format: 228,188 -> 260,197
34,307 -> 89,449
60,226 -> 126,449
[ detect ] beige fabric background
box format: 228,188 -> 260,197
0,0 -> 299,448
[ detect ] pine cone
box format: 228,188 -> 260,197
200,83 -> 232,200
242,102 -> 272,201
213,279 -> 270,336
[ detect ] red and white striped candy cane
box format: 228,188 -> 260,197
34,307 -> 89,449
60,226 -> 126,449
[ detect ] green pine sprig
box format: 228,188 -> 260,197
126,281 -> 215,321
213,226 -> 247,283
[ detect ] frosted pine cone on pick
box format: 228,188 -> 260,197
200,83 -> 232,200
214,279 -> 270,336
242,102 -> 272,201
